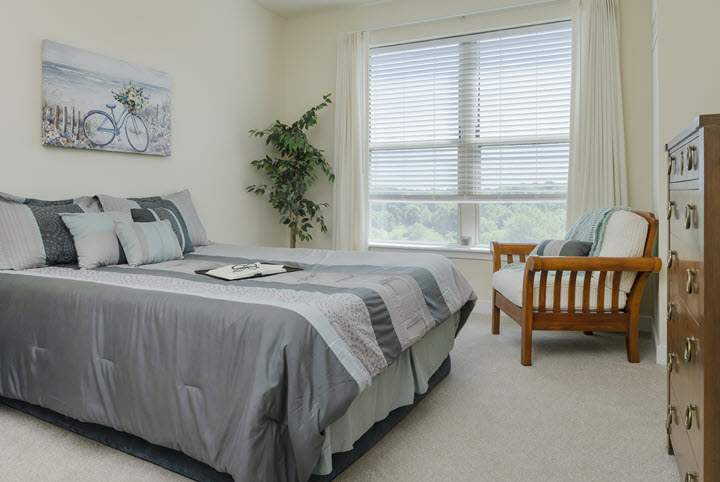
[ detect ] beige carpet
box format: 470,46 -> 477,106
0,315 -> 678,481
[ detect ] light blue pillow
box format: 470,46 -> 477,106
60,211 -> 132,269
114,220 -> 183,267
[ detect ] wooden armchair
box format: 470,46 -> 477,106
490,211 -> 661,366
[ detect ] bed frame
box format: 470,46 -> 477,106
490,211 -> 661,366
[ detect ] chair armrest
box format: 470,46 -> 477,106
490,242 -> 538,273
525,256 -> 662,273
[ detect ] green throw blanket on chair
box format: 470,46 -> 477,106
564,206 -> 630,256
500,206 -> 630,271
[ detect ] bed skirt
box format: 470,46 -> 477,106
0,355 -> 451,482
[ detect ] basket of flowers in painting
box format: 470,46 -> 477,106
112,82 -> 149,114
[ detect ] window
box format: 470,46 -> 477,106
368,21 -> 572,249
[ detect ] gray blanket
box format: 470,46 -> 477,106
0,244 -> 476,481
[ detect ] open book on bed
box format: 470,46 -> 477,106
196,262 -> 289,281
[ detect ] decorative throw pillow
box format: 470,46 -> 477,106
131,208 -> 192,253
60,211 -> 132,269
530,239 -> 593,257
115,220 -> 183,267
96,189 -> 209,247
0,192 -> 101,270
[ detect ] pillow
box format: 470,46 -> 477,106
60,211 -> 132,269
593,210 -> 649,293
131,208 -> 192,253
530,239 -> 593,257
115,220 -> 183,267
0,192 -> 101,270
96,189 -> 209,247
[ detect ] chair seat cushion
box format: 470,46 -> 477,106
493,267 -> 627,311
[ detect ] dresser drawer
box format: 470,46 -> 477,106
668,288 -> 702,408
672,337 -> 704,474
668,189 -> 704,323
669,387 -> 702,481
669,136 -> 700,183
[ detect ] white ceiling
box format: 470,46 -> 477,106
255,0 -> 386,17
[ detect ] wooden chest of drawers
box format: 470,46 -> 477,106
666,115 -> 720,482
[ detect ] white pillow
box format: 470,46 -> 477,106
593,211 -> 649,293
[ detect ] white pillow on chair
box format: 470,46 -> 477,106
593,210 -> 649,293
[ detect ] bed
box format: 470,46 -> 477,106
0,243 -> 476,481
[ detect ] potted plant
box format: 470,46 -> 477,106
247,94 -> 334,248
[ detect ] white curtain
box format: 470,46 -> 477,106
567,0 -> 628,227
332,32 -> 369,251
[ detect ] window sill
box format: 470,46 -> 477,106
368,242 -> 493,260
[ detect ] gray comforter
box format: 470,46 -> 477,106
0,244 -> 476,481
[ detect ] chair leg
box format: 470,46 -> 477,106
625,312 -> 640,363
521,307 -> 533,366
491,290 -> 500,335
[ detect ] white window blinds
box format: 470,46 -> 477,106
368,21 -> 572,201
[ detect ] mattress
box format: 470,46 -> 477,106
0,243 -> 476,481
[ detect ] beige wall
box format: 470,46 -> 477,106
650,0 -> 720,350
282,0 -> 655,308
0,0 -> 288,247
0,0 -> 660,316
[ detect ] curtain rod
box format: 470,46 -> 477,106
349,0 -> 565,34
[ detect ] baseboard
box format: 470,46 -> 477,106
655,343 -> 667,366
639,314 -> 653,334
472,300 -> 492,315
648,314 -> 666,365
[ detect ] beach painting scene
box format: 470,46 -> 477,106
41,40 -> 171,156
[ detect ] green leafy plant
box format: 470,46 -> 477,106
247,94 -> 334,248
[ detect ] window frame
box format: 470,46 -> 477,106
367,20 -> 572,255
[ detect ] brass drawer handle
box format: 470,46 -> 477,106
685,472 -> 698,482
684,337 -> 695,362
668,155 -> 675,175
687,145 -> 695,170
680,151 -> 685,173
685,203 -> 696,229
686,268 -> 696,294
667,353 -> 676,372
667,201 -> 676,220
667,250 -> 676,269
684,404 -> 696,430
666,404 -> 675,429
667,302 -> 675,321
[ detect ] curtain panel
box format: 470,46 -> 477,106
567,0 -> 628,227
332,32 -> 369,251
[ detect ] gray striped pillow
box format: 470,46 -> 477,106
131,207 -> 193,254
530,239 -> 593,257
115,220 -> 183,267
0,192 -> 102,270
